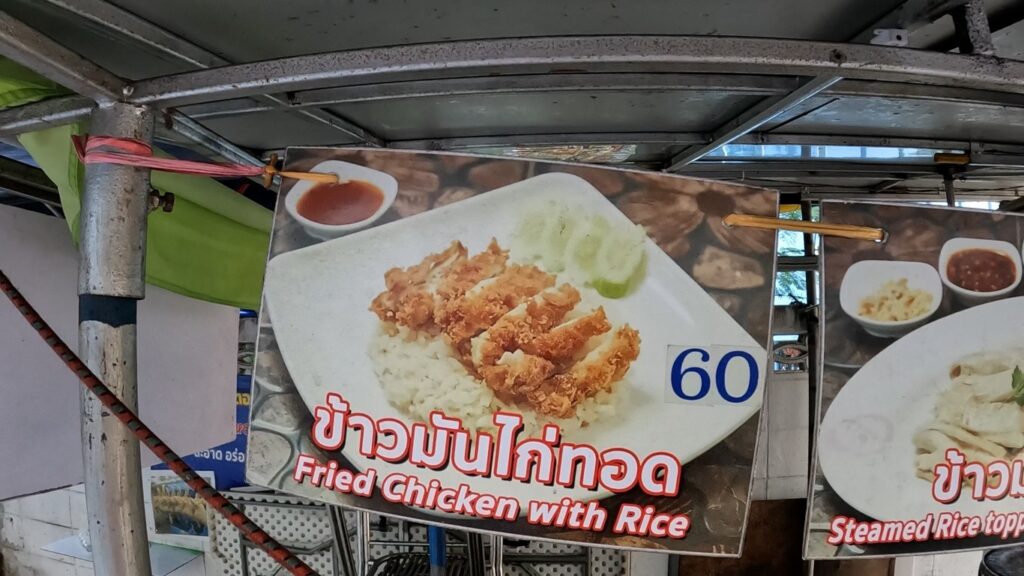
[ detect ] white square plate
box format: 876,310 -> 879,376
265,172 -> 766,509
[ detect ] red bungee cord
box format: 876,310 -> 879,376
0,269 -> 320,576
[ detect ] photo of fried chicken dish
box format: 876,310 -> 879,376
370,239 -> 640,421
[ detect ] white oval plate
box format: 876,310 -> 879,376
819,296 -> 1024,521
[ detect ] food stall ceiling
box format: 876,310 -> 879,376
0,0 -> 196,79
991,17 -> 1024,57
914,0 -> 1024,50
3,0 -> 1024,193
322,92 -> 763,141
764,95 -> 1024,144
195,111 -> 363,150
104,0 -> 902,64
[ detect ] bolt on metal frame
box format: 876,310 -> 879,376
0,1 -> 1016,573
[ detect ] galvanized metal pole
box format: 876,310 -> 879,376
489,536 -> 504,576
78,102 -> 154,576
328,506 -> 356,576
944,171 -> 957,207
952,0 -> 995,56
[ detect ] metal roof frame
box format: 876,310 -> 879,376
1,0 -> 1024,201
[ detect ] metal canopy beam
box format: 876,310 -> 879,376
809,190 -> 1019,201
40,0 -> 225,69
162,110 -> 263,168
12,78 -> 1024,141
389,132 -> 708,150
289,73 -> 801,107
124,36 -> 1024,108
178,75 -> 1024,120
677,160 -> 944,174
389,132 -> 970,152
0,101 -> 983,158
665,75 -> 843,171
0,95 -> 94,136
0,157 -> 61,206
0,9 -> 123,103
38,0 -> 381,145
849,0 -> 968,44
0,9 -> 271,166
1000,196 -> 1024,211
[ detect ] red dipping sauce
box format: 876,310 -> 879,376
946,248 -> 1017,292
297,180 -> 383,225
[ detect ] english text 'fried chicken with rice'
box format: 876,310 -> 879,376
370,239 -> 640,420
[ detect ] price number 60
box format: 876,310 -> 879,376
669,348 -> 759,404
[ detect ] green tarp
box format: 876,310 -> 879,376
0,58 -> 70,108
3,59 -> 270,309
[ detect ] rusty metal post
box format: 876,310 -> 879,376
78,102 -> 154,575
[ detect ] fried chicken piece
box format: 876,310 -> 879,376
392,291 -> 437,331
438,264 -> 555,346
436,239 -> 508,305
479,350 -> 556,403
526,326 -> 641,418
370,241 -> 467,331
519,307 -> 611,364
371,239 -> 641,421
470,284 -> 581,368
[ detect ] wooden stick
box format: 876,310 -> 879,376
278,170 -> 340,184
724,213 -> 886,242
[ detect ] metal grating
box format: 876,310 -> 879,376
207,492 -> 350,576
206,491 -> 628,576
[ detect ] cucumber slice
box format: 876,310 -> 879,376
513,205 -> 553,261
565,216 -> 610,281
540,205 -> 579,272
592,277 -> 633,299
592,224 -> 646,297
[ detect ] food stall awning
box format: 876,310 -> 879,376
0,0 -> 1023,203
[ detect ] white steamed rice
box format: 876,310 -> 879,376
369,326 -> 619,436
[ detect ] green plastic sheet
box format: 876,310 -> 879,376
1,57 -> 271,309
18,124 -> 271,309
0,58 -> 70,108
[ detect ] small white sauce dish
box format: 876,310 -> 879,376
840,260 -> 942,338
938,237 -> 1022,306
284,160 -> 398,240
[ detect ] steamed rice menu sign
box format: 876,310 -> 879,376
807,202 -> 1024,558
248,149 -> 778,555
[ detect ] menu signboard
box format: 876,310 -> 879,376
247,149 -> 778,555
807,201 -> 1024,558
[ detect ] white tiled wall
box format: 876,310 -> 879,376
0,485 -> 206,576
1,486 -> 92,576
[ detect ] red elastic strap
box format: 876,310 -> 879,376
72,135 -> 265,179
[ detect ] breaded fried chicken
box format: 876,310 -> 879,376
437,264 -> 555,347
470,284 -> 580,368
370,241 -> 467,332
519,307 -> 611,364
479,350 -> 556,402
370,240 -> 642,419
525,326 -> 641,418
436,239 -> 508,305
